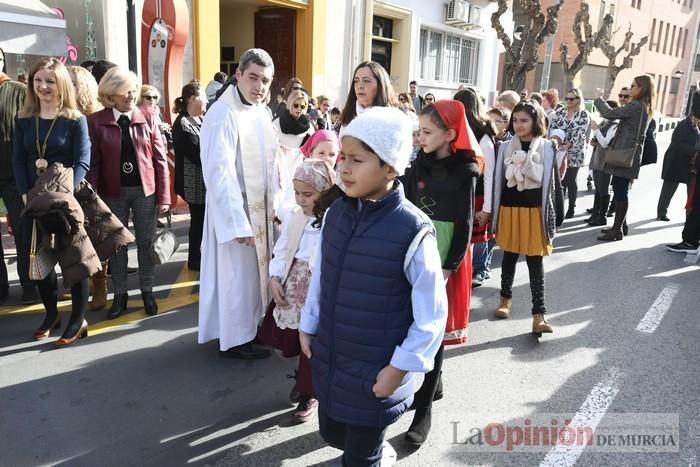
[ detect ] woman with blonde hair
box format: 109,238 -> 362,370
496,90 -> 520,112
67,65 -> 102,115
87,66 -> 170,318
549,87 -> 590,218
13,57 -> 92,346
594,75 -> 656,241
272,89 -> 313,149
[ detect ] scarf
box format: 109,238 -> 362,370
504,135 -> 545,191
432,100 -> 484,172
279,107 -> 310,135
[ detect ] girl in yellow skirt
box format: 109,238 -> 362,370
491,101 -> 564,336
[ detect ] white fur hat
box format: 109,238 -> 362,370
549,128 -> 566,141
340,106 -> 413,175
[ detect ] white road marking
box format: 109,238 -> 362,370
540,367 -> 622,467
636,284 -> 679,334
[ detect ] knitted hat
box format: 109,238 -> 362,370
549,128 -> 566,141
692,90 -> 700,118
340,106 -> 413,175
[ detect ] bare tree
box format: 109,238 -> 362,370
599,25 -> 649,97
559,2 -> 614,84
491,0 -> 565,91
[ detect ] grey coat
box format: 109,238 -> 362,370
492,139 -> 564,243
594,97 -> 649,180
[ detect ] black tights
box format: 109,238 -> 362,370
37,270 -> 89,337
500,251 -> 546,314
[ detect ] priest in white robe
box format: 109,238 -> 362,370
198,49 -> 280,359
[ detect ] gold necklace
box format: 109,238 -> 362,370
34,115 -> 59,176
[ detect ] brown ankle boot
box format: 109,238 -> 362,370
495,296 -> 512,319
532,313 -> 553,336
89,263 -> 108,311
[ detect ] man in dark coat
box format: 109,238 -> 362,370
666,91 -> 700,252
656,97 -> 700,221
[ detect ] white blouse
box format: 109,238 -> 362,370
269,216 -> 320,279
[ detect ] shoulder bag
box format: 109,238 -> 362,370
604,112 -> 645,168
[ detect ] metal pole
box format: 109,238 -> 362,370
540,0 -> 560,91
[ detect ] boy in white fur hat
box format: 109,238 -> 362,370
299,106 -> 448,465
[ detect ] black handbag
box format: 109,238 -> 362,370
605,113 -> 645,168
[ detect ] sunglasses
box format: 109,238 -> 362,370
293,103 -> 307,109
143,95 -> 159,101
425,97 -> 434,102
565,97 -> 579,101
618,94 -> 630,99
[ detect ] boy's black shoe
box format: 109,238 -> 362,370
219,342 -> 271,360
666,241 -> 699,253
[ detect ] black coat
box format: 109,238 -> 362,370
661,117 -> 700,184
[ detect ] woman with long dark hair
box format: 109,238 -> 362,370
594,75 -> 656,241
339,61 -> 398,127
173,80 -> 207,271
454,88 -> 497,286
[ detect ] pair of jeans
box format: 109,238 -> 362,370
0,183 -> 31,289
318,407 -> 388,467
472,239 -> 495,275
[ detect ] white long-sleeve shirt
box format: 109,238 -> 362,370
300,203 -> 448,373
479,134 -> 496,213
269,215 -> 319,278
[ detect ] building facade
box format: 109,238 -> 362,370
523,0 -> 699,117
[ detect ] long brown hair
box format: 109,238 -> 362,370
632,74 -> 656,117
67,65 -> 102,115
339,61 -> 398,126
19,58 -> 81,119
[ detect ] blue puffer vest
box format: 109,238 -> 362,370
311,183 -> 431,427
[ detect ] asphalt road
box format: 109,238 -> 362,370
0,129 -> 698,467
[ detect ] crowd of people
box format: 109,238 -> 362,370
1,44 -> 700,467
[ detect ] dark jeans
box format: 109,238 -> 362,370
473,239 -> 495,274
657,180 -> 692,217
188,203 -> 205,268
318,407 -> 388,467
562,167 -> 581,208
0,183 -> 31,288
611,176 -> 631,202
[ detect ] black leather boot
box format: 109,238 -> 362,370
589,194 -> 609,226
405,408 -> 432,446
142,291 -> 158,316
584,193 -> 600,223
598,201 -> 628,241
107,293 -> 129,320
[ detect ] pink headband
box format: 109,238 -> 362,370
299,129 -> 340,157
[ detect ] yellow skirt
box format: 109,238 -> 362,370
496,207 -> 553,257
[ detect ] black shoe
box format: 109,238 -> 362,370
0,287 -> 9,303
666,241 -> 699,253
565,206 -> 575,219
219,342 -> 271,360
21,285 -> 39,304
106,264 -> 138,276
142,291 -> 158,316
405,408 -> 432,446
657,215 -> 671,222
107,293 -> 129,319
187,261 -> 200,271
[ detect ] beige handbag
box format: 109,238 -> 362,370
29,219 -> 58,280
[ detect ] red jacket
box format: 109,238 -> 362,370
87,106 -> 170,205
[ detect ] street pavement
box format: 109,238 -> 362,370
0,129 -> 698,467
